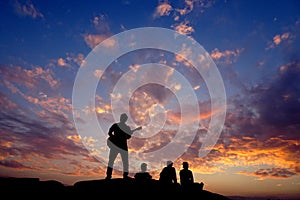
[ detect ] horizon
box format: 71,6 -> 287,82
0,0 -> 300,199
0,175 -> 299,200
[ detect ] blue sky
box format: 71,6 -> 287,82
0,0 -> 300,199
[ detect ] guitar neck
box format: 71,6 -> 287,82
133,127 -> 141,132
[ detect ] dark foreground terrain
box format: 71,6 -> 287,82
0,177 -> 232,199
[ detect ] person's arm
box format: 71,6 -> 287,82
126,125 -> 142,139
190,170 -> 194,183
173,168 -> 177,183
108,124 -> 115,137
159,167 -> 166,180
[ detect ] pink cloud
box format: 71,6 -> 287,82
266,32 -> 292,49
153,2 -> 173,18
83,34 -> 109,49
14,0 -> 44,19
210,48 -> 243,64
172,20 -> 194,35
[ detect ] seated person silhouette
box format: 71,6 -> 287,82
159,160 -> 177,184
179,161 -> 194,187
134,163 -> 152,184
180,161 -> 204,191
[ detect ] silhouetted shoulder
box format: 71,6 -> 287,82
134,172 -> 152,183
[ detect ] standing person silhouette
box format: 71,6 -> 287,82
159,160 -> 177,184
179,161 -> 194,187
105,113 -> 142,179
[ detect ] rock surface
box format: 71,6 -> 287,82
1,177 -> 232,199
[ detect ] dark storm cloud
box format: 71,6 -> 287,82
223,61 -> 300,141
252,61 -> 300,128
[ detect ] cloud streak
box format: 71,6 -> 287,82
14,0 -> 44,19
239,168 -> 297,179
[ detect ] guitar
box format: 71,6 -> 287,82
107,126 -> 142,148
131,126 -> 142,134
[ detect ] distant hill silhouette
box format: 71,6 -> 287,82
0,177 -> 232,199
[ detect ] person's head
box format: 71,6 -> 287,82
167,160 -> 173,167
120,113 -> 128,123
182,161 -> 189,169
141,163 -> 147,172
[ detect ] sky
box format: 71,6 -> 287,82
0,0 -> 300,199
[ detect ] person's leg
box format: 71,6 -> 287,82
106,148 -> 118,179
120,150 -> 129,178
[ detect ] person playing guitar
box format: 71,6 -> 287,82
105,113 -> 142,179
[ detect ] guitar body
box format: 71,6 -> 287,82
107,136 -> 115,148
107,126 -> 142,148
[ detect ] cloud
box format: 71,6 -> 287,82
274,33 -> 291,45
176,0 -> 194,15
0,113 -> 82,157
83,34 -> 112,49
93,69 -> 104,79
183,135 -> 300,176
0,93 -> 17,110
14,0 -> 44,19
239,168 -> 297,179
0,65 -> 75,126
172,20 -> 194,35
153,2 -> 173,18
174,43 -> 193,66
210,48 -> 243,65
54,53 -> 86,68
0,97 -> 92,177
0,159 -> 31,169
173,0 -> 215,21
154,0 -> 214,20
57,58 -> 69,67
83,14 -> 114,49
92,14 -> 110,33
251,61 -> 300,129
221,60 -> 300,142
0,65 -> 59,91
74,53 -> 85,66
129,129 -> 178,154
166,104 -> 225,126
126,84 -> 174,126
267,32 -> 293,49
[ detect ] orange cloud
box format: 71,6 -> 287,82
153,2 -> 173,18
166,106 -> 224,125
165,134 -> 300,178
212,136 -> 299,175
67,135 -> 82,144
83,34 -> 106,49
172,20 -> 194,35
273,32 -> 290,45
210,48 -> 243,64
57,58 -> 69,67
267,32 -> 292,49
